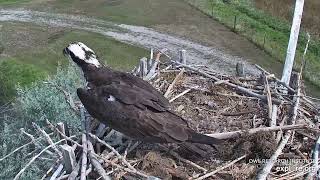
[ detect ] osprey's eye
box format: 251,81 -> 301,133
107,95 -> 116,102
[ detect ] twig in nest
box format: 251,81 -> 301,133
97,156 -> 149,179
195,155 -> 246,180
254,64 -> 295,93
89,134 -> 149,179
46,120 -> 83,148
41,159 -> 61,180
263,73 -> 273,121
206,124 -> 307,140
20,128 -> 54,156
0,140 -> 34,162
88,141 -> 111,180
307,135 -> 320,178
169,88 -> 191,103
14,137 -> 75,180
50,164 -> 64,180
80,134 -> 88,180
159,145 -> 207,172
172,61 -> 283,105
33,122 -> 62,157
276,116 -> 287,144
164,68 -> 185,98
88,133 -> 135,170
68,160 -> 80,180
20,128 -> 36,141
220,110 -> 256,117
257,72 -> 302,180
123,140 -> 132,159
300,33 -> 311,73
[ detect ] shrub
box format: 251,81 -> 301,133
16,63 -> 84,128
0,63 -> 84,179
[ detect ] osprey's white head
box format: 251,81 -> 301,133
63,42 -> 101,68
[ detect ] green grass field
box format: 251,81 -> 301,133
0,22 -> 147,103
0,22 -> 147,71
254,0 -> 320,37
0,0 -> 319,98
187,0 -> 320,88
0,0 -> 30,5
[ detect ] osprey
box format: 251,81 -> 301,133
63,42 -> 222,145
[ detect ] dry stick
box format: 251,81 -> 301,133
264,74 -> 273,121
300,33 -> 311,73
88,133 -> 135,170
220,110 -> 255,117
123,140 -> 132,159
57,123 -> 67,144
56,171 -> 66,180
68,160 -> 80,180
33,122 -> 62,157
13,138 -> 75,180
254,64 -> 295,93
46,120 -> 83,148
206,124 -> 306,140
50,164 -> 64,180
169,89 -> 191,103
88,141 -> 111,180
213,92 -> 259,100
20,128 -> 36,141
80,134 -> 88,180
105,159 -> 141,176
307,136 -> 320,178
276,116 -> 287,144
257,73 -> 302,180
159,145 -> 207,172
164,68 -> 185,98
0,141 -> 34,162
21,132 -> 54,158
96,156 -> 149,179
20,128 -> 53,156
89,134 -> 149,179
85,165 -> 92,176
195,155 -> 246,180
296,131 -> 317,140
41,159 -> 61,180
172,61 -> 282,105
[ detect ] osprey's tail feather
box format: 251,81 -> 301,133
188,131 -> 223,145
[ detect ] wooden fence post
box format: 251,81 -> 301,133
148,48 -> 154,71
236,62 -> 245,77
233,15 -> 237,31
179,50 -> 187,65
139,57 -> 148,78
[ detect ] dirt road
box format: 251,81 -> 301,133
0,9 -> 260,76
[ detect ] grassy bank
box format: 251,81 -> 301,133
0,0 -> 29,5
187,0 -> 320,88
0,22 -> 147,103
254,0 -> 320,37
21,0 -> 199,27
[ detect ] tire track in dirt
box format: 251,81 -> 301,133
0,9 -> 260,75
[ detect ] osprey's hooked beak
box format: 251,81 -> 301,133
63,48 -> 69,57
